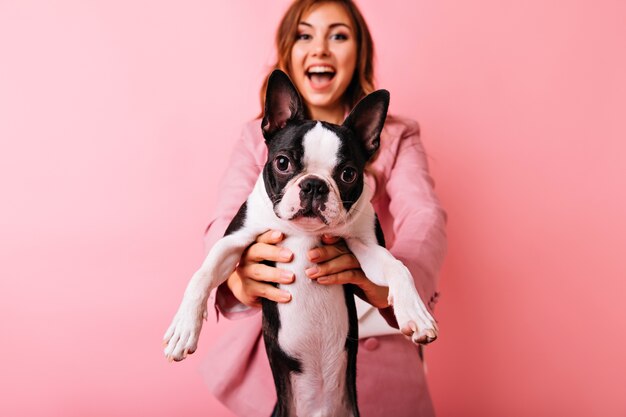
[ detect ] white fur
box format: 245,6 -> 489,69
275,234 -> 352,417
276,122 -> 344,226
276,173 -> 343,226
163,179 -> 276,361
302,122 -> 340,176
163,125 -> 437,413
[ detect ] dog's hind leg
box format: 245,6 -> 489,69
343,284 -> 360,417
263,297 -> 302,417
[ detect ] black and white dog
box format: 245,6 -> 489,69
163,70 -> 438,417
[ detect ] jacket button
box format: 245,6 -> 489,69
363,337 -> 379,351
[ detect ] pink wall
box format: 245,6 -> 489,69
1,1 -> 625,416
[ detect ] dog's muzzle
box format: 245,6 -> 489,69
297,177 -> 330,219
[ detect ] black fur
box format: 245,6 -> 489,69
262,121 -> 315,212
264,280 -> 360,417
298,177 -> 330,217
261,70 -> 389,218
343,90 -> 390,158
262,71 -> 305,139
374,214 -> 386,247
224,201 -> 248,236
332,126 -> 370,212
372,215 -> 425,366
261,276 -> 303,417
261,119 -> 372,215
222,200 -> 304,416
343,284 -> 360,417
257,70 -> 390,416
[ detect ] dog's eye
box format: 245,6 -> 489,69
274,155 -> 292,173
340,167 -> 357,184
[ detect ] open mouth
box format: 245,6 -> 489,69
306,65 -> 336,90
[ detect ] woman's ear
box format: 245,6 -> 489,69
342,90 -> 390,158
262,70 -> 305,140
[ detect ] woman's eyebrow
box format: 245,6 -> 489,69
298,22 -> 352,30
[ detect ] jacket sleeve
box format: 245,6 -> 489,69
203,122 -> 264,320
379,120 -> 447,326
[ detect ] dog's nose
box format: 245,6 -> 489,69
300,177 -> 329,197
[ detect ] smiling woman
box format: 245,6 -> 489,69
198,1 -> 448,416
260,0 -> 375,124
289,3 -> 357,123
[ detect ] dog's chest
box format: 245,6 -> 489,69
275,235 -> 350,361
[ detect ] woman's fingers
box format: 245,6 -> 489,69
256,229 -> 285,245
310,268 -> 366,286
310,267 -> 389,309
244,242 -> 293,264
320,234 -> 341,245
316,269 -> 362,285
305,253 -> 360,279
238,262 -> 294,284
231,229 -> 295,307
308,241 -> 349,263
225,230 -> 295,307
240,239 -> 293,286
244,230 -> 292,264
244,280 -> 292,305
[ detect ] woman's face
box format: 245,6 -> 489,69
289,2 -> 357,121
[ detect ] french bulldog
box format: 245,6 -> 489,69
163,70 -> 438,417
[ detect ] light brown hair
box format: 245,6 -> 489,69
259,0 -> 376,116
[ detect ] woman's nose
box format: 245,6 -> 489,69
311,36 -> 329,57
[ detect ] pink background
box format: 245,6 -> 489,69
1,1 -> 625,416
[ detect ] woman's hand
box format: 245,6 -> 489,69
225,230 -> 295,308
305,235 -> 390,308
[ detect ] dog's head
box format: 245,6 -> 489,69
261,70 -> 389,231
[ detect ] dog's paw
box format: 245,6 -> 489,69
392,298 -> 438,345
387,267 -> 438,345
162,300 -> 207,362
399,320 -> 438,344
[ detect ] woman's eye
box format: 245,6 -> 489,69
296,33 -> 312,41
275,156 -> 292,172
330,33 -> 348,41
340,167 -> 357,183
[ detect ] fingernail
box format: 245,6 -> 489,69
317,277 -> 329,283
309,249 -> 321,261
305,266 -> 319,276
271,230 -> 282,240
281,270 -> 294,282
280,291 -> 291,301
279,248 -> 292,261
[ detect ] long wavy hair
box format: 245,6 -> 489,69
259,0 -> 376,117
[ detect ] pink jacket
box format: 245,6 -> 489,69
201,115 -> 447,416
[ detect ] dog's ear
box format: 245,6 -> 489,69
262,70 -> 305,140
342,90 -> 390,159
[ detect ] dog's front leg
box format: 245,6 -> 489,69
346,237 -> 438,344
163,230 -> 257,361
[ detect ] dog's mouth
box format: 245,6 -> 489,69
291,208 -> 329,225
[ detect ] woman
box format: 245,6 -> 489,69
201,1 -> 447,416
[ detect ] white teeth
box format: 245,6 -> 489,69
307,65 -> 335,74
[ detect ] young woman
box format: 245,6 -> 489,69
201,1 -> 447,416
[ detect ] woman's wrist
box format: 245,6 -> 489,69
226,270 -> 239,294
355,278 -> 390,309
216,271 -> 250,313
